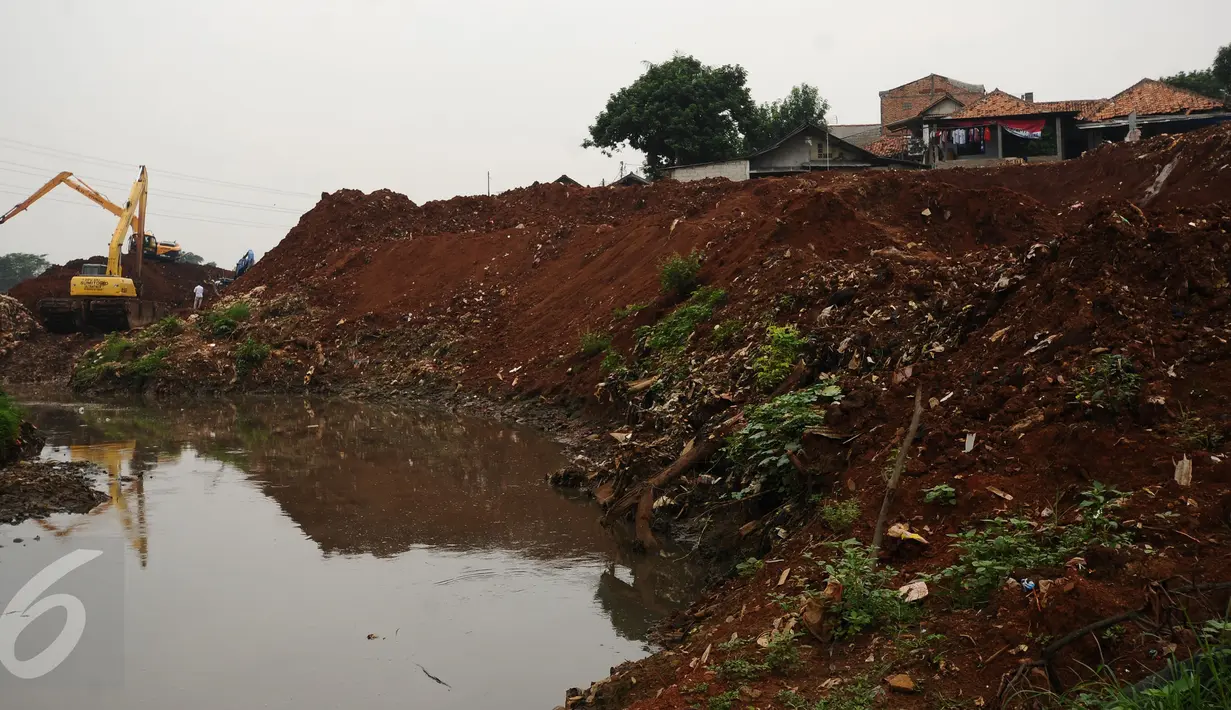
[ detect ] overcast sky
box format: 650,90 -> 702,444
0,1 -> 1227,268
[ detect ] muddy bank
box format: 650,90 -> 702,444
4,126 -> 1231,708
0,460 -> 107,525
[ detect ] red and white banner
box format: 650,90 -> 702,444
999,119 -> 1046,139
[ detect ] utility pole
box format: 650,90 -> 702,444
486,171 -> 490,196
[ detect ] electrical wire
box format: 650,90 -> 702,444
0,161 -> 311,214
0,137 -> 320,198
0,188 -> 294,230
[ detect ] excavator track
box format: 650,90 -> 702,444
37,298 -> 167,334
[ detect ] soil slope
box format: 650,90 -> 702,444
14,125 -> 1231,708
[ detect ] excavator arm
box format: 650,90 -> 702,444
0,171 -> 126,224
107,166 -> 147,277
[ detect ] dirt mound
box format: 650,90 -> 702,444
56,123 -> 1231,706
0,460 -> 107,525
0,294 -> 36,360
6,255 -> 231,312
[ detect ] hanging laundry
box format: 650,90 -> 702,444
984,126 -> 992,142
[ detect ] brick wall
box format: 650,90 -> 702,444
880,74 -> 985,133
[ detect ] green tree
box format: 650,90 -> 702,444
0,253 -> 51,292
179,252 -> 205,265
1162,42 -> 1231,99
746,84 -> 830,152
583,54 -> 758,178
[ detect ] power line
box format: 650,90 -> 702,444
0,137 -> 321,198
0,161 -> 310,214
0,188 -> 294,230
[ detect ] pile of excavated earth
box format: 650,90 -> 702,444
3,124 -> 1231,708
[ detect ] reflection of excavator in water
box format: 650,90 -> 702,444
35,440 -> 149,568
0,167 -> 170,332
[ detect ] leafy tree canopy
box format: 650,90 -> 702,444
746,84 -> 830,154
1162,42 -> 1231,99
0,253 -> 50,292
584,54 -> 832,178
179,251 -> 205,265
584,54 -> 758,178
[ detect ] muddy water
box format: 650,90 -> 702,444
3,398 -> 702,709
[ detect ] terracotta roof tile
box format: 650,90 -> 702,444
864,132 -> 910,157
879,74 -> 985,128
1079,79 -> 1224,121
947,91 -> 1104,119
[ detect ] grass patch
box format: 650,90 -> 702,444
659,250 -> 702,297
1073,354 -> 1142,412
707,690 -> 740,710
201,301 -> 252,338
923,484 -> 957,506
821,539 -> 917,639
713,658 -> 767,683
72,335 -> 167,388
235,338 -> 271,378
144,315 -> 184,339
612,302 -> 649,320
751,324 -> 807,390
710,319 -> 742,347
579,331 -> 611,357
1174,408 -> 1225,451
600,349 -> 626,376
125,347 -> 169,382
1060,647 -> 1231,709
637,286 -> 726,352
931,483 -> 1131,604
820,499 -> 861,533
725,379 -> 843,496
0,390 -> 23,462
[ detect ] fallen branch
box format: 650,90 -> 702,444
871,383 -> 924,553
605,412 -> 744,522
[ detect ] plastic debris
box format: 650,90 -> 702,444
1175,455 -> 1193,487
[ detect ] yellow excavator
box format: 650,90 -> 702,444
0,170 -> 182,262
4,167 -> 169,332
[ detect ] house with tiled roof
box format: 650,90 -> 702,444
879,74 -> 985,134
1075,79 -> 1229,143
665,124 -> 923,183
908,79 -> 1227,167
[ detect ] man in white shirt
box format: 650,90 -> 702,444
193,284 -> 205,310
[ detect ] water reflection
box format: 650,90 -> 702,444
20,398 -> 706,646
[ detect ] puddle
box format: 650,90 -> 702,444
2,398 -> 704,709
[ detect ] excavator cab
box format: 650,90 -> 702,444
143,233 -> 181,262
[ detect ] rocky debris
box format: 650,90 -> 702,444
885,673 -> 917,693
0,460 -> 106,525
0,294 -> 36,359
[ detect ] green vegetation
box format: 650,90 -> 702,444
1174,408 -> 1225,451
0,390 -> 23,461
765,630 -> 801,674
706,690 -> 740,710
923,484 -> 957,506
682,682 -> 709,695
932,483 -> 1131,604
751,324 -> 807,390
600,349 -> 626,375
1074,354 -> 1142,412
0,252 -> 51,292
1062,647 -> 1231,709
201,301 -> 252,338
725,379 -> 842,495
579,331 -> 611,357
638,286 -> 726,352
1161,41 -> 1230,100
72,334 -> 167,389
145,315 -> 184,339
735,556 -> 763,578
821,539 -> 916,639
714,658 -> 767,683
820,499 -> 861,533
776,673 -> 883,710
235,338 -> 271,378
612,302 -> 649,320
710,319 -> 743,347
658,250 -> 703,297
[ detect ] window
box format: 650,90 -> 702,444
903,101 -> 913,111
